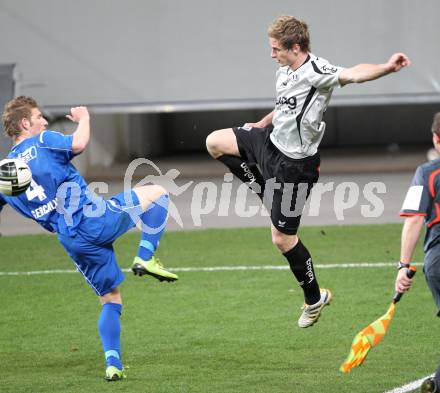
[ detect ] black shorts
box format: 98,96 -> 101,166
424,243 -> 440,317
233,126 -> 320,235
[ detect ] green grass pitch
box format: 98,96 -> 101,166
0,224 -> 436,393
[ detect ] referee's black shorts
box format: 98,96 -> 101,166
233,126 -> 320,235
424,242 -> 440,316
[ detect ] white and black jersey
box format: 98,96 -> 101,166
270,54 -> 344,159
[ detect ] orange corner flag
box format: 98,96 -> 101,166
340,266 -> 416,374
340,303 -> 395,373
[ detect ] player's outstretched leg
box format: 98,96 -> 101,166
131,192 -> 178,282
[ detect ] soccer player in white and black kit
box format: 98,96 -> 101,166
206,15 -> 410,328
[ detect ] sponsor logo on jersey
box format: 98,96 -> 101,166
275,95 -> 297,110
321,64 -> 338,74
18,146 -> 37,164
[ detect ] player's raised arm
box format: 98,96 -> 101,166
68,106 -> 91,154
339,52 -> 411,86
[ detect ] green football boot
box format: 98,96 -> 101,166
131,256 -> 178,282
104,366 -> 126,382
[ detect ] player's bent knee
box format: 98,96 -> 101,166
206,128 -> 239,158
134,185 -> 168,211
151,184 -> 167,197
206,131 -> 222,158
272,231 -> 298,253
100,287 -> 122,305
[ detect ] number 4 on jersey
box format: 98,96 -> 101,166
26,179 -> 47,202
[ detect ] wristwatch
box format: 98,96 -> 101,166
397,261 -> 411,270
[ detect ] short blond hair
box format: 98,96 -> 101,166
268,15 -> 310,52
2,96 -> 38,138
432,112 -> 440,136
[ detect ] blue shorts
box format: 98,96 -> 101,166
58,190 -> 143,296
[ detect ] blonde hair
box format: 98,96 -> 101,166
268,15 -> 310,52
2,96 -> 38,138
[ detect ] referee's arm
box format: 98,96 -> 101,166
395,215 -> 424,293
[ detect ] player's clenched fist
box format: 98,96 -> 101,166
66,106 -> 89,123
386,52 -> 411,73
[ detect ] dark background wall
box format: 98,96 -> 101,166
130,103 -> 438,157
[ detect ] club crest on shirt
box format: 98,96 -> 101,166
282,73 -> 299,86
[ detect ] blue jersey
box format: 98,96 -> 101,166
0,130 -> 102,236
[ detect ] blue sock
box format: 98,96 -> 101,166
98,303 -> 122,370
137,194 -> 168,261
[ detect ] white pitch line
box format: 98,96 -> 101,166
0,261 -> 433,393
0,269 -> 79,276
0,261 -> 423,276
384,373 -> 434,393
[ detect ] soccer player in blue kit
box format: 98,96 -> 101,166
0,96 -> 178,381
